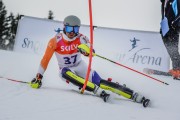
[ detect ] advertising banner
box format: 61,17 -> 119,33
14,16 -> 170,71
94,27 -> 170,71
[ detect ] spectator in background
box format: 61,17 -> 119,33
160,0 -> 180,79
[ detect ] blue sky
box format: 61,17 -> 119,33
3,0 -> 161,32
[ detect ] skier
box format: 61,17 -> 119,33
160,0 -> 180,79
31,15 -> 149,106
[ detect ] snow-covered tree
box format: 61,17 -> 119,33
0,0 -> 9,50
6,13 -> 20,50
48,10 -> 54,20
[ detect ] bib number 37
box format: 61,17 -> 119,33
63,55 -> 77,64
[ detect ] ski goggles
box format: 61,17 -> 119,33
65,25 -> 80,34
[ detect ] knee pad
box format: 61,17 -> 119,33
61,67 -> 95,92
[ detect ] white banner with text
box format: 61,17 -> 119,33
14,16 -> 170,71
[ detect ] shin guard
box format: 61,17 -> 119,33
61,67 -> 95,92
100,80 -> 133,99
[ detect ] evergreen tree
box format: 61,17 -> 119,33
1,1 -> 55,50
0,0 -> 9,50
48,10 -> 54,20
6,13 -> 20,50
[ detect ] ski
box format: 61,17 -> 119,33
101,79 -> 151,107
143,68 -> 180,80
143,68 -> 171,76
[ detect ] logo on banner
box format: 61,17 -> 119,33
129,37 -> 140,52
117,37 -> 162,66
21,38 -> 45,54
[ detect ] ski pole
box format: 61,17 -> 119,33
94,54 -> 169,85
0,76 -> 30,84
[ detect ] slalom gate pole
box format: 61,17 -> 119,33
81,0 -> 94,94
0,76 -> 30,84
95,54 -> 169,85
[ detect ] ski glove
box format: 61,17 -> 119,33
31,73 -> 43,89
77,44 -> 95,56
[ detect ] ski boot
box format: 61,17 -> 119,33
132,92 -> 150,107
169,69 -> 180,80
100,90 -> 110,102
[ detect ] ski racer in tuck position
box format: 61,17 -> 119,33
31,15 -> 150,107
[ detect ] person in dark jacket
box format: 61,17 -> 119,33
160,0 -> 180,79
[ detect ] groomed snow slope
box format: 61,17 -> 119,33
0,50 -> 180,120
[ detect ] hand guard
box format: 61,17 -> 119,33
77,44 -> 95,56
31,73 -> 43,89
79,48 -> 89,56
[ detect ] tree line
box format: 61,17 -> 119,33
0,0 -> 54,50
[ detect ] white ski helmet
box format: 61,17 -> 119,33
63,15 -> 81,26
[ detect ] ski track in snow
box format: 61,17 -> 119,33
0,50 -> 180,120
